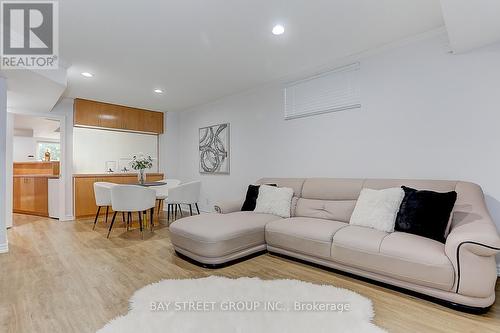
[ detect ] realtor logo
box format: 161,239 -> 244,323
1,1 -> 58,69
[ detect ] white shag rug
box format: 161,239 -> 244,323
98,276 -> 386,333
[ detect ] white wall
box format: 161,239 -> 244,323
175,32 -> 500,266
13,136 -> 36,161
13,135 -> 61,162
159,111 -> 180,179
0,77 -> 8,252
51,98 -> 74,220
73,127 -> 159,174
5,113 -> 13,228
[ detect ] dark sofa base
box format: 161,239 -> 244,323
173,249 -> 492,314
174,250 -> 267,269
268,251 -> 492,315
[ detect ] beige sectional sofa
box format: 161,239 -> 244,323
169,178 -> 500,312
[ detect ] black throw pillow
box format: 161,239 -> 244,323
241,184 -> 277,211
395,186 -> 457,243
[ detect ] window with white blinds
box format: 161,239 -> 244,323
284,63 -> 361,120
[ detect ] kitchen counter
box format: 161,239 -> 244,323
13,161 -> 61,217
14,161 -> 60,176
73,173 -> 164,217
73,173 -> 163,178
14,174 -> 60,178
13,175 -> 56,217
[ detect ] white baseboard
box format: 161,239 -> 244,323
0,242 -> 8,253
59,215 -> 75,222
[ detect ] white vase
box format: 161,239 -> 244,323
138,169 -> 146,184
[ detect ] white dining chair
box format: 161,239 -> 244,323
154,179 -> 181,217
93,182 -> 125,230
107,185 -> 156,238
164,181 -> 201,223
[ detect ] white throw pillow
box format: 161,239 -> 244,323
349,187 -> 405,232
254,185 -> 294,218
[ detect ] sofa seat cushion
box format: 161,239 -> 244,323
331,226 -> 455,291
333,225 -> 389,252
265,217 -> 347,259
169,212 -> 281,258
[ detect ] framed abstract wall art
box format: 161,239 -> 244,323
199,123 -> 230,174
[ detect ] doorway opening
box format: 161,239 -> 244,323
9,114 -> 64,224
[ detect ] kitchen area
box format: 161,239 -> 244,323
9,99 -> 166,223
12,115 -> 61,219
71,99 -> 164,218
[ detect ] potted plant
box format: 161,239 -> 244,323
131,153 -> 153,184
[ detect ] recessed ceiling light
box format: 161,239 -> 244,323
272,24 -> 285,35
81,72 -> 93,78
154,89 -> 164,94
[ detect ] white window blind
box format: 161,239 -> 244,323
284,63 -> 361,120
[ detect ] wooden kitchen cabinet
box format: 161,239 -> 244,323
73,99 -> 164,134
73,177 -> 99,218
13,176 -> 49,217
14,161 -> 60,176
73,173 -> 164,218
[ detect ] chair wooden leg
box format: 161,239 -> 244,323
106,212 -> 118,238
92,206 -> 101,230
189,204 -> 193,216
175,204 -> 178,219
178,204 -> 183,217
105,206 -> 109,224
195,203 -> 200,215
122,212 -> 126,226
158,200 -> 163,216
138,211 -> 144,239
150,208 -> 154,232
167,204 -> 170,222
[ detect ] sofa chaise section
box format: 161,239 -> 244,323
169,211 -> 281,266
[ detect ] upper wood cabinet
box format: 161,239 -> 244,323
73,98 -> 164,134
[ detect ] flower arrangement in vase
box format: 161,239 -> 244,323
130,153 -> 153,184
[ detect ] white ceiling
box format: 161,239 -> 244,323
60,0 -> 445,111
14,114 -> 61,140
1,68 -> 67,114
440,0 -> 500,53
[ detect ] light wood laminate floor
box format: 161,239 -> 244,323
1,213 -> 499,333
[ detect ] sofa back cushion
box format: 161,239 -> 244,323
284,178 -> 459,222
363,179 -> 456,192
301,178 -> 364,200
256,178 -> 306,197
255,178 -> 484,229
295,198 -> 357,222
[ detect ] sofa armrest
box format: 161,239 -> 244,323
445,217 -> 500,297
214,200 -> 242,214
